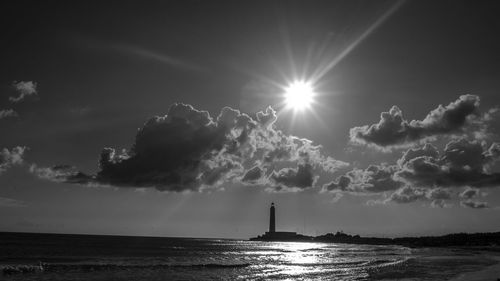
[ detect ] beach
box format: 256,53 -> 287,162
450,256 -> 500,281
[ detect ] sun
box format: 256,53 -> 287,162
284,81 -> 315,111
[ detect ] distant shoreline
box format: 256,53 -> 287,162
1,231 -> 500,249
250,230 -> 500,249
314,231 -> 500,249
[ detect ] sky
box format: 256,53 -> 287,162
1,0 -> 500,239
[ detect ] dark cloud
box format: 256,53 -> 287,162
386,186 -> 426,204
361,165 -> 404,192
270,163 -> 315,191
35,103 -> 346,192
375,187 -> 452,207
322,164 -> 402,194
460,200 -> 489,209
327,137 -> 500,208
426,188 -> 452,208
0,146 -> 27,174
485,142 -> 500,168
0,109 -> 18,119
459,187 -> 480,199
94,104 -> 251,191
367,186 -> 450,206
426,187 -> 451,200
10,81 -> 38,103
350,95 -> 483,150
397,143 -> 439,166
323,175 -> 351,192
241,165 -> 264,184
395,138 -> 500,188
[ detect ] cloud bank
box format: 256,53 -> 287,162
35,104 -> 347,192
322,164 -> 402,193
30,95 -> 499,208
325,137 -> 500,207
395,139 -> 500,188
350,95 -> 484,150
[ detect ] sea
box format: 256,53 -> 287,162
0,232 -> 498,280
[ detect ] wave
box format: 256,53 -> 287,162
1,264 -> 44,275
282,260 -> 367,267
1,262 -> 252,275
364,257 -> 412,272
336,247 -> 406,253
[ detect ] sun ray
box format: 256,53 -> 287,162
310,0 -> 406,84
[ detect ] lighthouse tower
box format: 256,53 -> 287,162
269,202 -> 276,233
249,202 -> 306,241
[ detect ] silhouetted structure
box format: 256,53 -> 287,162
250,204 -> 500,246
250,203 -> 312,242
269,202 -> 275,233
314,231 -> 500,248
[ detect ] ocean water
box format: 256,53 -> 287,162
0,232 -> 497,280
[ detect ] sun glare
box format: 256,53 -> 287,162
284,81 -> 315,111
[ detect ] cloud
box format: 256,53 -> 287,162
327,137 -> 500,207
397,143 -> 439,166
330,192 -> 344,203
460,200 -> 489,209
270,163 -> 316,191
0,197 -> 27,208
241,165 -> 264,184
323,175 -> 351,192
350,95 -> 484,150
10,81 -> 38,103
459,187 -> 480,199
93,104 -> 244,191
256,106 -> 278,128
368,186 -> 427,205
29,164 -> 94,185
426,188 -> 452,208
426,187 -> 452,200
322,164 -> 402,194
395,138 -> 500,188
0,146 -> 27,174
485,142 -> 500,170
387,186 -> 426,204
430,199 -> 449,208
0,109 -> 18,119
375,187 -> 452,207
35,103 -> 346,192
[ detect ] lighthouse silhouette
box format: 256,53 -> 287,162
250,202 -> 309,241
269,202 -> 276,233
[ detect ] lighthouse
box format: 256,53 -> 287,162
269,202 -> 276,233
250,202 -> 310,241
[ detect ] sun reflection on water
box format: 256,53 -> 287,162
239,241 -> 411,280
264,242 -> 329,277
